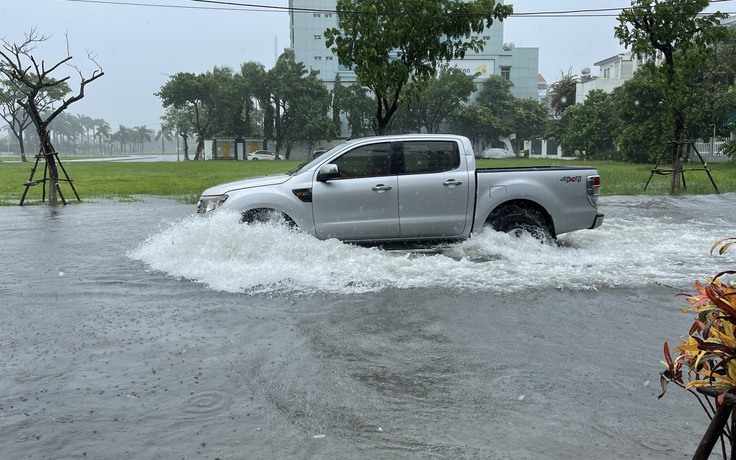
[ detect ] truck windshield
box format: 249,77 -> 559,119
288,144 -> 342,176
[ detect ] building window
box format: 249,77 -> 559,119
315,56 -> 322,61
314,34 -> 322,40
313,13 -> 321,17
483,35 -> 490,40
326,56 -> 333,61
325,13 -> 333,17
501,66 -> 511,80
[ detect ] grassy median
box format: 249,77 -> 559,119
0,155 -> 733,205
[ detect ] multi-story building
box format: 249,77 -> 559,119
575,53 -> 639,104
288,0 -> 540,101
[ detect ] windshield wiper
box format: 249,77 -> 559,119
288,162 -> 307,175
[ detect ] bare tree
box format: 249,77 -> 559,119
0,29 -> 103,204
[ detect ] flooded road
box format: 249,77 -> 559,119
1,194 -> 735,459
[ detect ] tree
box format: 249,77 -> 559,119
450,104 -> 495,148
157,71 -> 217,160
93,118 -> 111,154
161,106 -> 193,160
512,98 -> 549,155
547,70 -> 577,117
238,61 -> 267,137
559,90 -> 620,160
155,122 -> 173,154
0,77 -> 69,162
337,82 -> 374,138
0,30 -> 103,204
615,0 -> 726,193
475,75 -> 516,140
133,125 -> 153,153
411,66 -> 476,133
612,74 -> 669,163
264,51 -> 334,157
325,0 -> 512,135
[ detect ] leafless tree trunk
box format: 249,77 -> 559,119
0,29 -> 103,204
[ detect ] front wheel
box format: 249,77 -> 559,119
241,208 -> 296,228
488,205 -> 554,243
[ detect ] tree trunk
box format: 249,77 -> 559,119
12,129 -> 27,162
182,133 -> 190,161
670,110 -> 686,194
39,134 -> 59,204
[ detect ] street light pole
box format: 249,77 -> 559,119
711,124 -> 716,156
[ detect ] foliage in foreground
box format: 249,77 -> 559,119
660,238 -> 736,458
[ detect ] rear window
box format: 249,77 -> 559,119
401,141 -> 459,174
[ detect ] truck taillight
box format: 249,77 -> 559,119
586,175 -> 600,207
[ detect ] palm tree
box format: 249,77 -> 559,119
133,125 -> 153,153
114,125 -> 132,153
93,118 -> 111,154
155,122 -> 174,154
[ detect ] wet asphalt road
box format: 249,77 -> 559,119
0,200 -> 725,459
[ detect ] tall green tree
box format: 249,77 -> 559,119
240,61 -> 270,139
324,0 -> 512,135
133,125 -> 153,153
476,75 -> 516,138
450,104 -> 495,147
615,0 -> 726,193
264,51 -> 334,157
93,118 -> 111,155
512,98 -> 549,154
411,67 -> 476,133
155,122 -> 173,155
161,107 -> 193,160
157,69 -> 236,160
612,73 -> 669,162
336,82 -> 374,138
453,75 -> 516,147
559,90 -> 620,160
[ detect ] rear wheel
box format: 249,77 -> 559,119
488,205 -> 554,243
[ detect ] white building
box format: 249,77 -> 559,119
575,53 -> 639,104
288,0 -> 540,101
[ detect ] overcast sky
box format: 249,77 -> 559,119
2,0 -> 734,130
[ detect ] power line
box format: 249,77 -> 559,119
64,0 -> 736,17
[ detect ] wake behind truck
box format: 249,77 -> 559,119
197,134 -> 603,243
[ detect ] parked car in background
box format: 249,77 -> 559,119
479,147 -> 516,159
247,150 -> 278,160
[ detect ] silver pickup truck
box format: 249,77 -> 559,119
197,134 -> 603,243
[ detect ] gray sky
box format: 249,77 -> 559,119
2,0 -> 733,131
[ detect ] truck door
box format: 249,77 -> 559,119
397,140 -> 470,238
312,142 -> 400,241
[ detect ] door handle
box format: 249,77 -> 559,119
372,184 -> 392,192
443,179 -> 463,187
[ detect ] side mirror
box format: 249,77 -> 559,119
317,164 -> 340,182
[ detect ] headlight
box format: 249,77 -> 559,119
197,194 -> 228,214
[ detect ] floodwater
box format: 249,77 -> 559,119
1,194 -> 735,459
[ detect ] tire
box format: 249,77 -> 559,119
241,208 -> 296,227
489,205 -> 554,243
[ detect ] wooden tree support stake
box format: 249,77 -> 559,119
645,141 -> 720,193
19,151 -> 81,206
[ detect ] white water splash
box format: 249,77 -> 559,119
128,197 -> 735,296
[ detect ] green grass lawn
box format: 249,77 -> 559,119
0,155 -> 733,205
